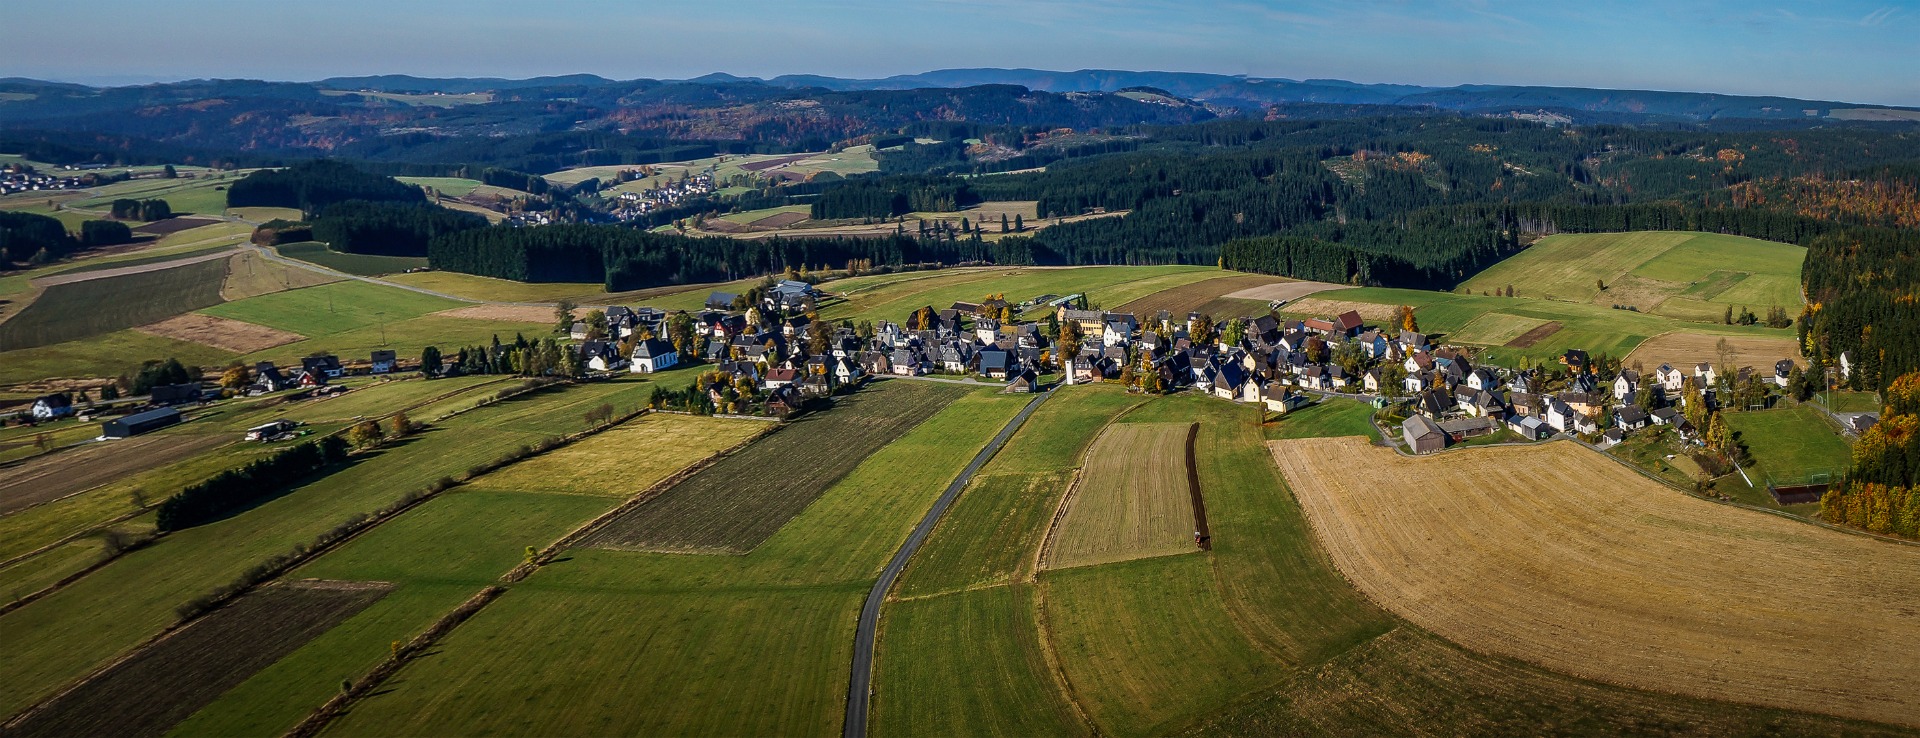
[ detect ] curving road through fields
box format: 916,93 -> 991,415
841,387 -> 1051,738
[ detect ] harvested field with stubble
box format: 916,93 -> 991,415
580,380 -> 970,553
1221,280 -> 1344,304
1273,297 -> 1401,323
465,413 -> 768,497
1623,331 -> 1802,373
2,581 -> 389,738
219,250 -> 339,300
1269,436 -> 1920,728
134,313 -> 303,353
1045,422 -> 1197,570
433,304 -> 553,323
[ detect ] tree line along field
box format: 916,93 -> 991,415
311,387 -> 1032,737
1458,231 -> 1805,319
275,241 -> 428,276
580,380 -> 972,553
0,377 -> 669,723
1270,436 -> 1920,728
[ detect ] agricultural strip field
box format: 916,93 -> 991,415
274,242 -> 428,276
465,413 -> 767,497
1269,436 -> 1920,727
816,265 -> 1221,324
313,389 -> 1031,737
1113,273 -> 1294,318
220,249 -> 340,300
0,432 -> 232,516
197,278 -> 544,368
0,257 -> 229,350
1279,285 -> 1795,367
1723,406 -> 1854,483
1622,331 -> 1802,373
1459,232 -> 1806,318
580,380 -> 971,553
1451,312 -> 1551,345
2,581 -> 389,738
132,216 -> 219,237
1264,398 -> 1379,441
134,313 -> 303,353
1045,422 -> 1198,570
0,379 -> 667,720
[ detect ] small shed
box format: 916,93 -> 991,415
103,407 -> 181,439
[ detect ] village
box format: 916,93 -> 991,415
607,169 -> 716,222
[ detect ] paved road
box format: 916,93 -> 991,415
841,387 -> 1051,738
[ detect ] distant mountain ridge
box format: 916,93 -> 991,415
289,67 -> 1915,122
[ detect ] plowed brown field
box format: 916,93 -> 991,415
1269,436 -> 1920,728
1045,422 -> 1196,569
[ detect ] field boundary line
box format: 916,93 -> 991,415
1584,441 -> 1920,548
1029,580 -> 1102,737
282,585 -> 504,738
844,389 -> 1050,738
508,417 -> 782,578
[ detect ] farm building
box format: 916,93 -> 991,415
102,407 -> 181,438
370,349 -> 398,374
1437,417 -> 1496,442
1403,414 -> 1446,454
246,419 -> 298,441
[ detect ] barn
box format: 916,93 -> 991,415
102,407 -> 181,438
1402,414 -> 1446,454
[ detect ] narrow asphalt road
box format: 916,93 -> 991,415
842,387 -> 1052,738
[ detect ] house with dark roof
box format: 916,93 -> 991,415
370,350 -> 398,374
301,355 -> 344,379
630,338 -> 678,373
30,394 -> 73,420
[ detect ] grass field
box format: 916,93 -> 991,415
465,414 -> 766,497
394,176 -> 483,196
817,265 -> 1221,324
4,582 -> 388,738
581,380 -> 971,553
198,279 -> 459,345
1263,397 -> 1379,440
0,257 -> 229,351
1724,406 -> 1853,483
0,379 -> 665,720
1459,232 -> 1806,319
274,242 -> 428,276
1270,436 -> 1920,727
70,175 -> 239,216
1046,422 -> 1197,570
383,270 -> 602,302
0,432 -> 231,516
314,387 -> 1031,737
1819,390 -> 1882,414
0,329 -> 235,386
1280,284 -> 1796,368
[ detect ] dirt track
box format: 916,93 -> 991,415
31,249 -> 236,288
1269,436 -> 1920,728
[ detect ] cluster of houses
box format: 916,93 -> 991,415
608,171 -> 716,222
0,166 -> 97,196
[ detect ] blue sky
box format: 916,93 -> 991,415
5,0 -> 1917,105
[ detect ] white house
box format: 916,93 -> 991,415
629,338 -> 679,373
1613,370 -> 1639,402
1655,363 -> 1685,393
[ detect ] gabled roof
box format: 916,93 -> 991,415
1335,310 -> 1364,331
633,338 -> 676,358
1403,414 -> 1444,439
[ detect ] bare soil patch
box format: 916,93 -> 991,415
1046,422 -> 1197,570
132,217 -> 220,236
135,313 -> 304,353
1223,280 -> 1345,304
1502,321 -> 1563,348
1115,274 -> 1295,317
3,581 -> 390,738
739,153 -> 816,172
1270,437 -> 1920,728
0,432 -> 232,516
750,211 -> 810,228
434,304 -> 555,323
1624,331 -> 1801,373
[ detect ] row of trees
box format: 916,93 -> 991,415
109,198 -> 172,221
155,436 -> 350,531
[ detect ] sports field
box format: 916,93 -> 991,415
1045,423 -> 1197,570
1459,232 -> 1805,319
1723,406 -> 1853,483
1270,436 -> 1920,727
